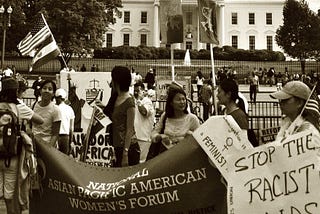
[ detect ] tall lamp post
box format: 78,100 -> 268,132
0,5 -> 12,71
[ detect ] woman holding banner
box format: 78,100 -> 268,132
150,83 -> 200,154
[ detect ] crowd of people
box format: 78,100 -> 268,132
0,73 -> 75,213
1,64 -> 320,213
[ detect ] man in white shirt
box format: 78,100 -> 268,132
55,88 -> 75,155
133,82 -> 155,163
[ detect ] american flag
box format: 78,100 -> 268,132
304,84 -> 320,119
17,14 -> 51,56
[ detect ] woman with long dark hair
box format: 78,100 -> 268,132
102,66 -> 140,167
217,78 -> 248,130
151,83 -> 200,150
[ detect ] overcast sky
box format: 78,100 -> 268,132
306,0 -> 319,12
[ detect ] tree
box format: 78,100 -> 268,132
276,0 -> 320,72
19,0 -> 122,67
0,1 -> 27,56
45,0 -> 121,65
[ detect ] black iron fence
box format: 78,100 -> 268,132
9,58 -> 320,83
153,99 -> 281,144
22,97 -> 281,145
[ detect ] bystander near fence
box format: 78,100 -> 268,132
5,58 -> 320,83
16,58 -> 295,145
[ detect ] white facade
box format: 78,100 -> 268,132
105,0 -> 285,52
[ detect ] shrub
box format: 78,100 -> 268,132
93,46 -> 285,61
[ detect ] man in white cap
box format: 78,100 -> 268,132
55,88 -> 75,155
270,81 -> 320,140
133,82 -> 155,163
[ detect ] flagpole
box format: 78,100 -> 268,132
299,84 -> 317,117
80,106 -> 96,162
40,13 -> 68,69
171,44 -> 175,81
210,43 -> 218,115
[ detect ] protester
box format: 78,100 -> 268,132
17,78 -> 44,131
195,70 -> 205,97
133,82 -> 155,163
55,88 -> 75,155
144,68 -> 156,89
217,78 -> 249,130
80,64 -> 87,72
32,76 -> 43,101
270,81 -> 320,140
2,66 -> 13,77
99,66 -> 139,167
248,70 -> 259,103
199,79 -> 213,121
150,83 -> 200,154
267,67 -> 275,86
218,78 -> 260,145
32,80 -> 61,147
0,78 -> 41,213
134,72 -> 143,84
91,64 -> 97,72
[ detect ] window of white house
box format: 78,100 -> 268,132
141,34 -> 147,46
106,33 -> 112,48
267,36 -> 273,51
249,35 -> 255,50
186,41 -> 192,50
232,35 -> 238,49
141,11 -> 147,24
124,11 -> 130,23
266,13 -> 272,25
232,13 -> 238,25
249,13 -> 255,25
123,34 -> 130,46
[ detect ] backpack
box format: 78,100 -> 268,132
0,103 -> 21,167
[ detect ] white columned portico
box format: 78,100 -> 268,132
153,0 -> 160,47
217,1 -> 225,46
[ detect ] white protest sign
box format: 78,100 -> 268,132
70,132 -> 114,167
59,71 -> 112,132
227,130 -> 320,214
192,115 -> 253,181
156,76 -> 191,101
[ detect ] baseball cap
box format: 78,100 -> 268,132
55,88 -> 67,99
270,81 -> 311,100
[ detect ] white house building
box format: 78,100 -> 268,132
105,0 -> 284,52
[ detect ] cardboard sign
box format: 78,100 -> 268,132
227,130 -> 320,214
155,76 -> 191,101
260,126 -> 280,143
70,132 -> 114,167
193,115 -> 253,181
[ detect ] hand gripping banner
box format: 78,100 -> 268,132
30,135 -> 227,214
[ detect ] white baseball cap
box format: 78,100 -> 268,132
55,88 -> 67,99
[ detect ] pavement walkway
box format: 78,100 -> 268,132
238,84 -> 278,102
